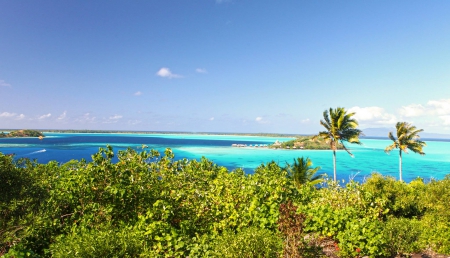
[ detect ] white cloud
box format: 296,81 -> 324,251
255,116 -> 270,124
349,106 -> 396,126
1,112 -> 25,120
58,111 -> 67,120
76,113 -> 96,123
196,68 -> 207,74
396,99 -> 450,126
38,113 -> 51,119
134,91 -> 142,96
103,115 -> 123,124
128,120 -> 142,125
301,118 -> 310,123
209,117 -> 214,121
0,80 -> 11,87
398,104 -> 426,117
398,99 -> 450,117
439,115 -> 450,125
156,67 -> 182,79
109,115 -> 123,120
0,112 -> 16,117
427,99 -> 450,116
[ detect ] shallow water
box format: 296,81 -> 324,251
1,133 -> 449,183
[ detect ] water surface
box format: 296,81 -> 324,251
1,133 -> 449,183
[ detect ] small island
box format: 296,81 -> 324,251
0,129 -> 45,138
269,135 -> 343,150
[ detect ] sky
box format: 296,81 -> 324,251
1,0 -> 450,134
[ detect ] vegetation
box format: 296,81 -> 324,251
268,135 -> 344,150
0,130 -> 44,138
385,122 -> 426,182
316,107 -> 363,182
283,157 -> 323,188
1,147 -> 449,257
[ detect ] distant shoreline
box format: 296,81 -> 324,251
1,129 -> 449,142
0,129 -> 302,138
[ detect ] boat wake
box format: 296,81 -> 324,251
29,149 -> 46,155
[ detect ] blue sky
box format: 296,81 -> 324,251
1,0 -> 450,134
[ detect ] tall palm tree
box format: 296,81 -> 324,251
316,107 -> 362,182
284,157 -> 323,188
385,122 -> 426,182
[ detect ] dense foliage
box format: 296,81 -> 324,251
269,136 -> 344,150
0,130 -> 44,138
1,147 -> 449,257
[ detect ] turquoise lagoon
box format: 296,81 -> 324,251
0,133 -> 449,183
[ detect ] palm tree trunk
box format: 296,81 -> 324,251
333,149 -> 337,182
399,149 -> 403,182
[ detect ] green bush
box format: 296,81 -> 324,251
362,173 -> 426,219
419,214 -> 450,254
49,225 -> 148,258
336,217 -> 389,258
384,217 -> 423,256
1,148 -> 450,257
211,226 -> 282,258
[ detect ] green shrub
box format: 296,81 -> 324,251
2,243 -> 39,258
362,173 -> 426,219
49,225 -> 148,258
384,217 -> 423,256
336,217 -> 389,258
211,226 -> 282,258
419,214 -> 450,255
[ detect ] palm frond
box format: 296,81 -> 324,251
385,143 -> 397,153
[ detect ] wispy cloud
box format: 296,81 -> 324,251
196,68 -> 207,74
301,118 -> 310,124
0,112 -> 16,118
58,111 -> 67,120
156,67 -> 182,79
134,91 -> 142,96
398,104 -> 426,117
0,80 -> 11,87
75,113 -> 96,123
109,115 -> 123,120
399,99 -> 450,118
38,113 -> 52,120
209,117 -> 214,121
255,116 -> 270,124
398,99 -> 450,127
1,112 -> 26,120
103,115 -> 123,124
128,120 -> 142,125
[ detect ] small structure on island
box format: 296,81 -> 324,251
272,140 -> 282,148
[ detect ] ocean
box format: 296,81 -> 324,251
1,132 -> 449,183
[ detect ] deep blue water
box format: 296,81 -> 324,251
1,133 -> 449,183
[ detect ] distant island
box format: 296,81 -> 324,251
268,135 -> 343,150
0,129 -> 45,138
39,129 -> 301,138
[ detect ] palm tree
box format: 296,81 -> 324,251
316,107 -> 363,182
284,157 -> 323,188
385,122 -> 426,182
